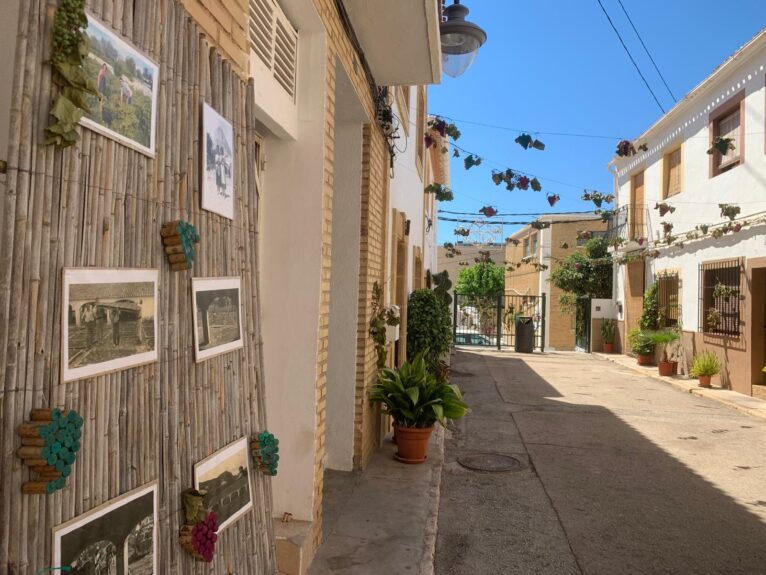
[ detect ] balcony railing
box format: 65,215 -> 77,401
607,204 -> 652,246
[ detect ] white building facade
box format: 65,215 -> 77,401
610,28 -> 766,397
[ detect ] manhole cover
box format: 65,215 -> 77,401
457,453 -> 522,472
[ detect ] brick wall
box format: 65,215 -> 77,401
311,0 -> 391,550
181,0 -> 249,75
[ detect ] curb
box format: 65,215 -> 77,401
594,352 -> 766,422
419,425 -> 445,575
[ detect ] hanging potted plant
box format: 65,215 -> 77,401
648,330 -> 681,376
690,351 -> 721,388
369,352 -> 468,464
601,319 -> 616,353
628,329 -> 655,366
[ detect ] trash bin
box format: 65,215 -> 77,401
515,316 -> 535,353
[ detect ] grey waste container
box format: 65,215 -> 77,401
515,317 -> 535,353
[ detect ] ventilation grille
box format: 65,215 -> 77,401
249,0 -> 298,100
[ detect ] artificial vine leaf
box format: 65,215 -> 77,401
547,194 -> 560,207
531,139 -> 545,151
464,155 -> 480,170
517,176 -> 530,191
479,206 -> 498,217
515,133 -> 533,150
491,172 -> 503,186
50,94 -> 84,125
530,177 -> 542,192
453,148 -> 460,158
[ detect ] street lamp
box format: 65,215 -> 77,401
440,0 -> 487,78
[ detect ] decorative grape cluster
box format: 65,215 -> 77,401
39,409 -> 83,494
191,512 -> 218,562
253,431 -> 279,476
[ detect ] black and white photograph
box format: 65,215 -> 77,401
53,482 -> 157,574
194,437 -> 253,532
201,102 -> 235,220
81,13 -> 159,156
63,268 -> 158,382
192,277 -> 244,362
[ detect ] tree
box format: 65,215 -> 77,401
455,262 -> 505,299
549,237 -> 612,300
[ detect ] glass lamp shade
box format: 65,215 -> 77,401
440,2 -> 487,78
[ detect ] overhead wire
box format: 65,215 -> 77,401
594,0 -> 666,113
616,0 -> 677,102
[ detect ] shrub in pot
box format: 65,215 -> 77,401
407,289 -> 452,381
628,329 -> 655,366
601,319 -> 616,353
369,352 -> 468,464
690,351 -> 721,388
648,330 -> 681,376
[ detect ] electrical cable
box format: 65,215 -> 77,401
616,0 -> 677,102
594,0 -> 666,113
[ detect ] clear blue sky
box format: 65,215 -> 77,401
430,0 -> 765,244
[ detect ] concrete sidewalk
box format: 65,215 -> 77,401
307,428 -> 444,575
593,352 -> 766,421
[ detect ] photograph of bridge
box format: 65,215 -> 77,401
62,268 -> 158,382
194,437 -> 253,531
192,277 -> 244,362
54,482 -> 157,574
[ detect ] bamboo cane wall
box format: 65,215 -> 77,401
0,0 -> 276,572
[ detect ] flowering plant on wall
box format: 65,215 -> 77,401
719,204 -> 741,221
654,202 -> 676,217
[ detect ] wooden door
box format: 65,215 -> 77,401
630,171 -> 645,240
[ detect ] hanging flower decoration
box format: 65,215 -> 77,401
517,176 -> 531,190
582,191 -> 614,208
547,194 -> 560,207
424,183 -> 454,202
464,154 -> 482,170
719,204 -> 741,221
490,169 -> 542,193
654,202 -> 676,217
454,227 -> 471,237
479,206 -> 498,218
707,137 -> 735,156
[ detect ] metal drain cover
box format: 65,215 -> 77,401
457,453 -> 522,472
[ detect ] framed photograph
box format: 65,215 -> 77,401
194,437 -> 253,532
62,268 -> 158,382
201,102 -> 235,220
81,13 -> 159,156
53,481 -> 158,573
192,277 -> 244,362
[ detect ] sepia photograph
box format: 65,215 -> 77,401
201,102 -> 235,220
194,437 -> 253,532
63,268 -> 158,382
192,277 -> 244,362
53,482 -> 157,574
81,13 -> 159,156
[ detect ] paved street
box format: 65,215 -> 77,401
436,349 -> 766,575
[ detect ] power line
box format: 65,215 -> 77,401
439,209 -> 598,217
595,0 -> 666,114
616,0 -> 677,102
430,114 -> 624,141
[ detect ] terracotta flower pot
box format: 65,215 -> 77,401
658,361 -> 676,377
603,343 -> 615,354
698,375 -> 712,388
393,424 -> 433,464
637,354 -> 654,366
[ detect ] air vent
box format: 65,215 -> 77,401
249,0 -> 298,101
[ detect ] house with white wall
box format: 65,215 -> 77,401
609,26 -> 766,398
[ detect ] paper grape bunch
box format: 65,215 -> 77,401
161,220 -> 201,271
180,489 -> 219,562
16,408 -> 83,495
252,431 -> 280,476
191,512 -> 219,562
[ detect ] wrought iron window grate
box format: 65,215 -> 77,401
699,259 -> 742,336
657,272 -> 680,328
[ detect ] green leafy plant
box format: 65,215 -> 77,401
719,204 -> 741,221
690,351 -> 722,377
707,137 -> 735,156
549,238 -> 613,306
647,330 -> 680,363
706,308 -> 721,331
601,318 -> 616,344
712,282 -> 739,302
369,352 -> 468,428
639,282 -> 660,331
432,270 -> 453,308
628,329 -> 655,356
407,289 -> 452,379
46,0 -> 98,147
370,282 -> 401,369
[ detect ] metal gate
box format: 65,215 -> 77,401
575,297 -> 591,351
453,293 -> 546,351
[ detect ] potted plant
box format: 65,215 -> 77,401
369,352 -> 468,464
628,329 -> 655,366
647,330 -> 681,376
601,319 -> 616,353
690,351 -> 721,388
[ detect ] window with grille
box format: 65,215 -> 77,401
663,147 -> 682,198
522,237 -> 530,258
249,0 -> 298,101
710,94 -> 744,176
699,259 -> 742,336
657,272 -> 680,328
530,233 -> 538,256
